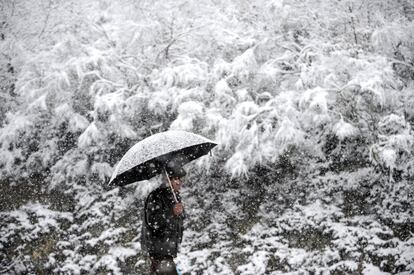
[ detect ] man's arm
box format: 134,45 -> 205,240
145,193 -> 168,235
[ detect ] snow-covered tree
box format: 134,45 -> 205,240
1,0 -> 413,274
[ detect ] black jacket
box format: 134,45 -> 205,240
141,186 -> 185,257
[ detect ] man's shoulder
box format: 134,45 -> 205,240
145,186 -> 172,209
148,186 -> 169,200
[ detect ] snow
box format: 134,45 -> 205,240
225,151 -> 249,178
170,101 -> 204,131
213,58 -> 232,80
147,90 -> 172,115
108,246 -> 137,261
237,251 -> 269,274
333,118 -> 358,140
274,117 -> 304,147
214,79 -> 234,102
1,0 -> 414,274
85,228 -> 128,247
1,203 -> 73,247
379,148 -> 397,169
69,114 -> 90,132
231,48 -> 258,83
363,263 -> 391,275
77,122 -> 101,148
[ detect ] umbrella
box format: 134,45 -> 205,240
108,130 -> 217,189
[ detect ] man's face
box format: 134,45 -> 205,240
170,177 -> 183,192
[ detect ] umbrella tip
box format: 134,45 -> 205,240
104,177 -> 118,191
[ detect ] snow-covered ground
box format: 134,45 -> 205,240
1,0 -> 414,274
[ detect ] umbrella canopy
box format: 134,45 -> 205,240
108,130 -> 217,187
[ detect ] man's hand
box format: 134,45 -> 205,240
173,203 -> 184,216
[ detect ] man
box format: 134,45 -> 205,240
141,161 -> 186,275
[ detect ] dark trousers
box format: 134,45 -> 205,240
149,254 -> 178,275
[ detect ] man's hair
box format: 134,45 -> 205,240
165,161 -> 186,178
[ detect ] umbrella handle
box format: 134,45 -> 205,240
164,169 -> 178,203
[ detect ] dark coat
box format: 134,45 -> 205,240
141,186 -> 185,257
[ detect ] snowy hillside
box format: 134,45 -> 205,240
1,0 -> 413,274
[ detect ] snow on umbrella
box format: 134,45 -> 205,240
108,130 -> 217,188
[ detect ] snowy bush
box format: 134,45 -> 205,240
1,0 -> 414,274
